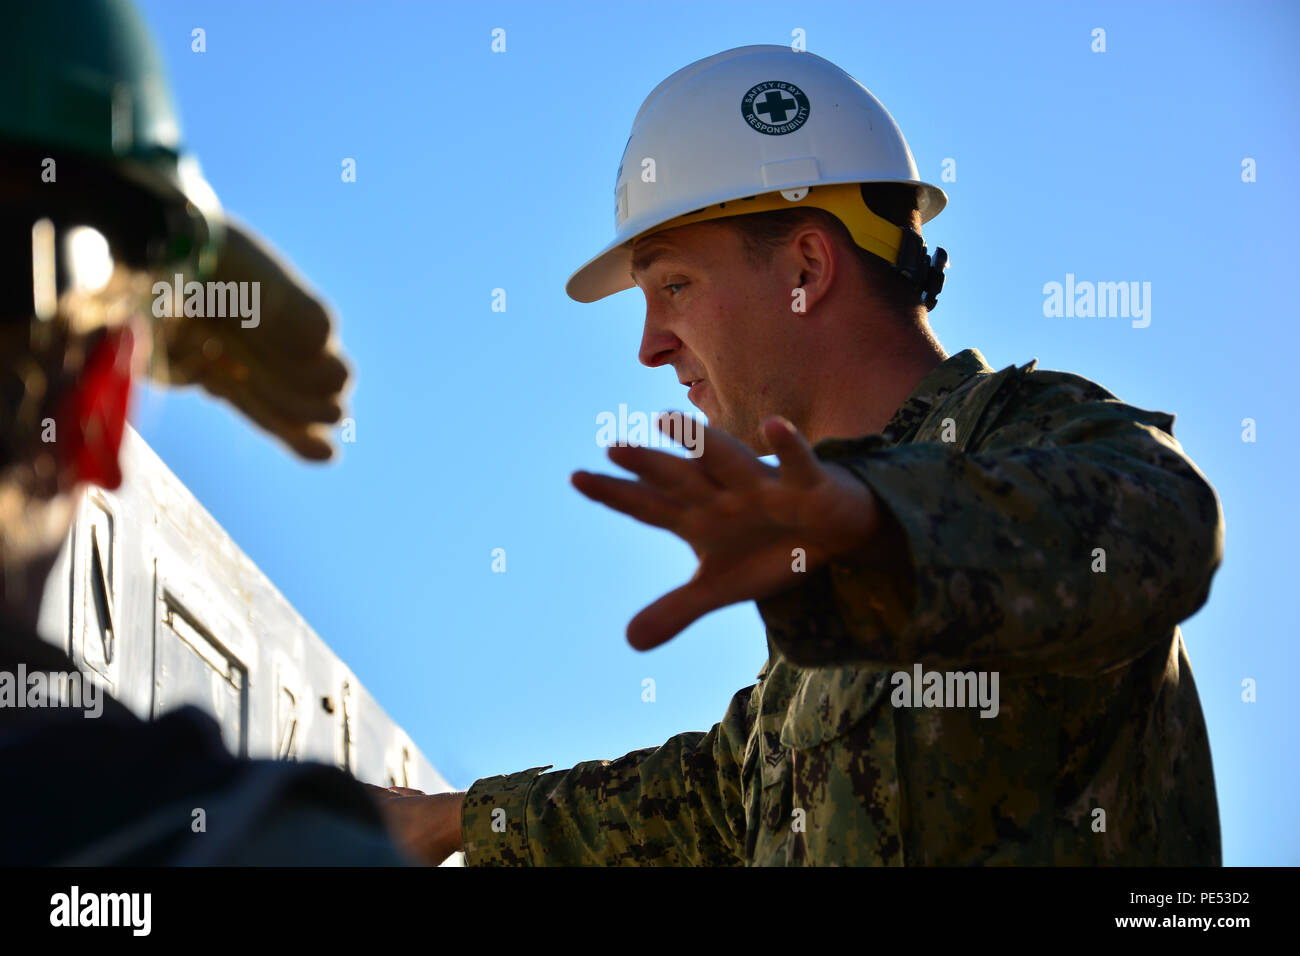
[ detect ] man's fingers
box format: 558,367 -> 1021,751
246,368 -> 344,426
626,580 -> 715,651
606,443 -> 718,501
232,331 -> 351,395
655,413 -> 763,488
169,318 -> 350,401
199,363 -> 336,460
150,315 -> 347,460
571,470 -> 682,530
763,416 -> 823,488
213,219 -> 333,355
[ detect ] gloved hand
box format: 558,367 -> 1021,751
148,218 -> 350,461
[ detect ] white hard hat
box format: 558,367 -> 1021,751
566,44 -> 949,307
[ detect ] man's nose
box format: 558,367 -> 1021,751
638,309 -> 680,368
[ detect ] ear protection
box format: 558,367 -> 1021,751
54,326 -> 134,490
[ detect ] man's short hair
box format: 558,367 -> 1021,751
723,183 -> 927,318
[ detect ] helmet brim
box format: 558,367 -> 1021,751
565,180 -> 947,304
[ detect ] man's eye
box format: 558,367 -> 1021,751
664,282 -> 687,296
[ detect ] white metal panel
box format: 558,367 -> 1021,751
36,426 -> 463,865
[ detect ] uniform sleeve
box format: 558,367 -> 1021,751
756,371 -> 1225,677
460,684 -> 755,866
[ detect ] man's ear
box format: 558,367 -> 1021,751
789,226 -> 836,312
55,327 -> 134,491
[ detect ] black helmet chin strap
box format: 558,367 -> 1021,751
894,228 -> 948,311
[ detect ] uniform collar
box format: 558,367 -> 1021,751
810,347 -> 993,460
879,347 -> 992,445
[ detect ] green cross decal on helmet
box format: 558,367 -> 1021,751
741,81 -> 811,135
565,45 -> 949,310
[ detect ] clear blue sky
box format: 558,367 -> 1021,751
131,0 -> 1298,865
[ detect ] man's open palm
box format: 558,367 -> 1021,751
571,414 -> 887,651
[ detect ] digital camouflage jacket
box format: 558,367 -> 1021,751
460,348 -> 1224,865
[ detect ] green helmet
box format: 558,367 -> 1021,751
0,0 -> 350,465
0,0 -> 222,274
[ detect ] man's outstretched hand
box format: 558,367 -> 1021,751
571,414 -> 899,652
365,784 -> 466,866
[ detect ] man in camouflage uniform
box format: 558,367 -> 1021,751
457,344 -> 1222,865
382,46 -> 1223,866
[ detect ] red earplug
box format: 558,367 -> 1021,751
56,327 -> 134,490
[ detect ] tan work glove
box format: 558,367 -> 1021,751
149,218 -> 350,461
